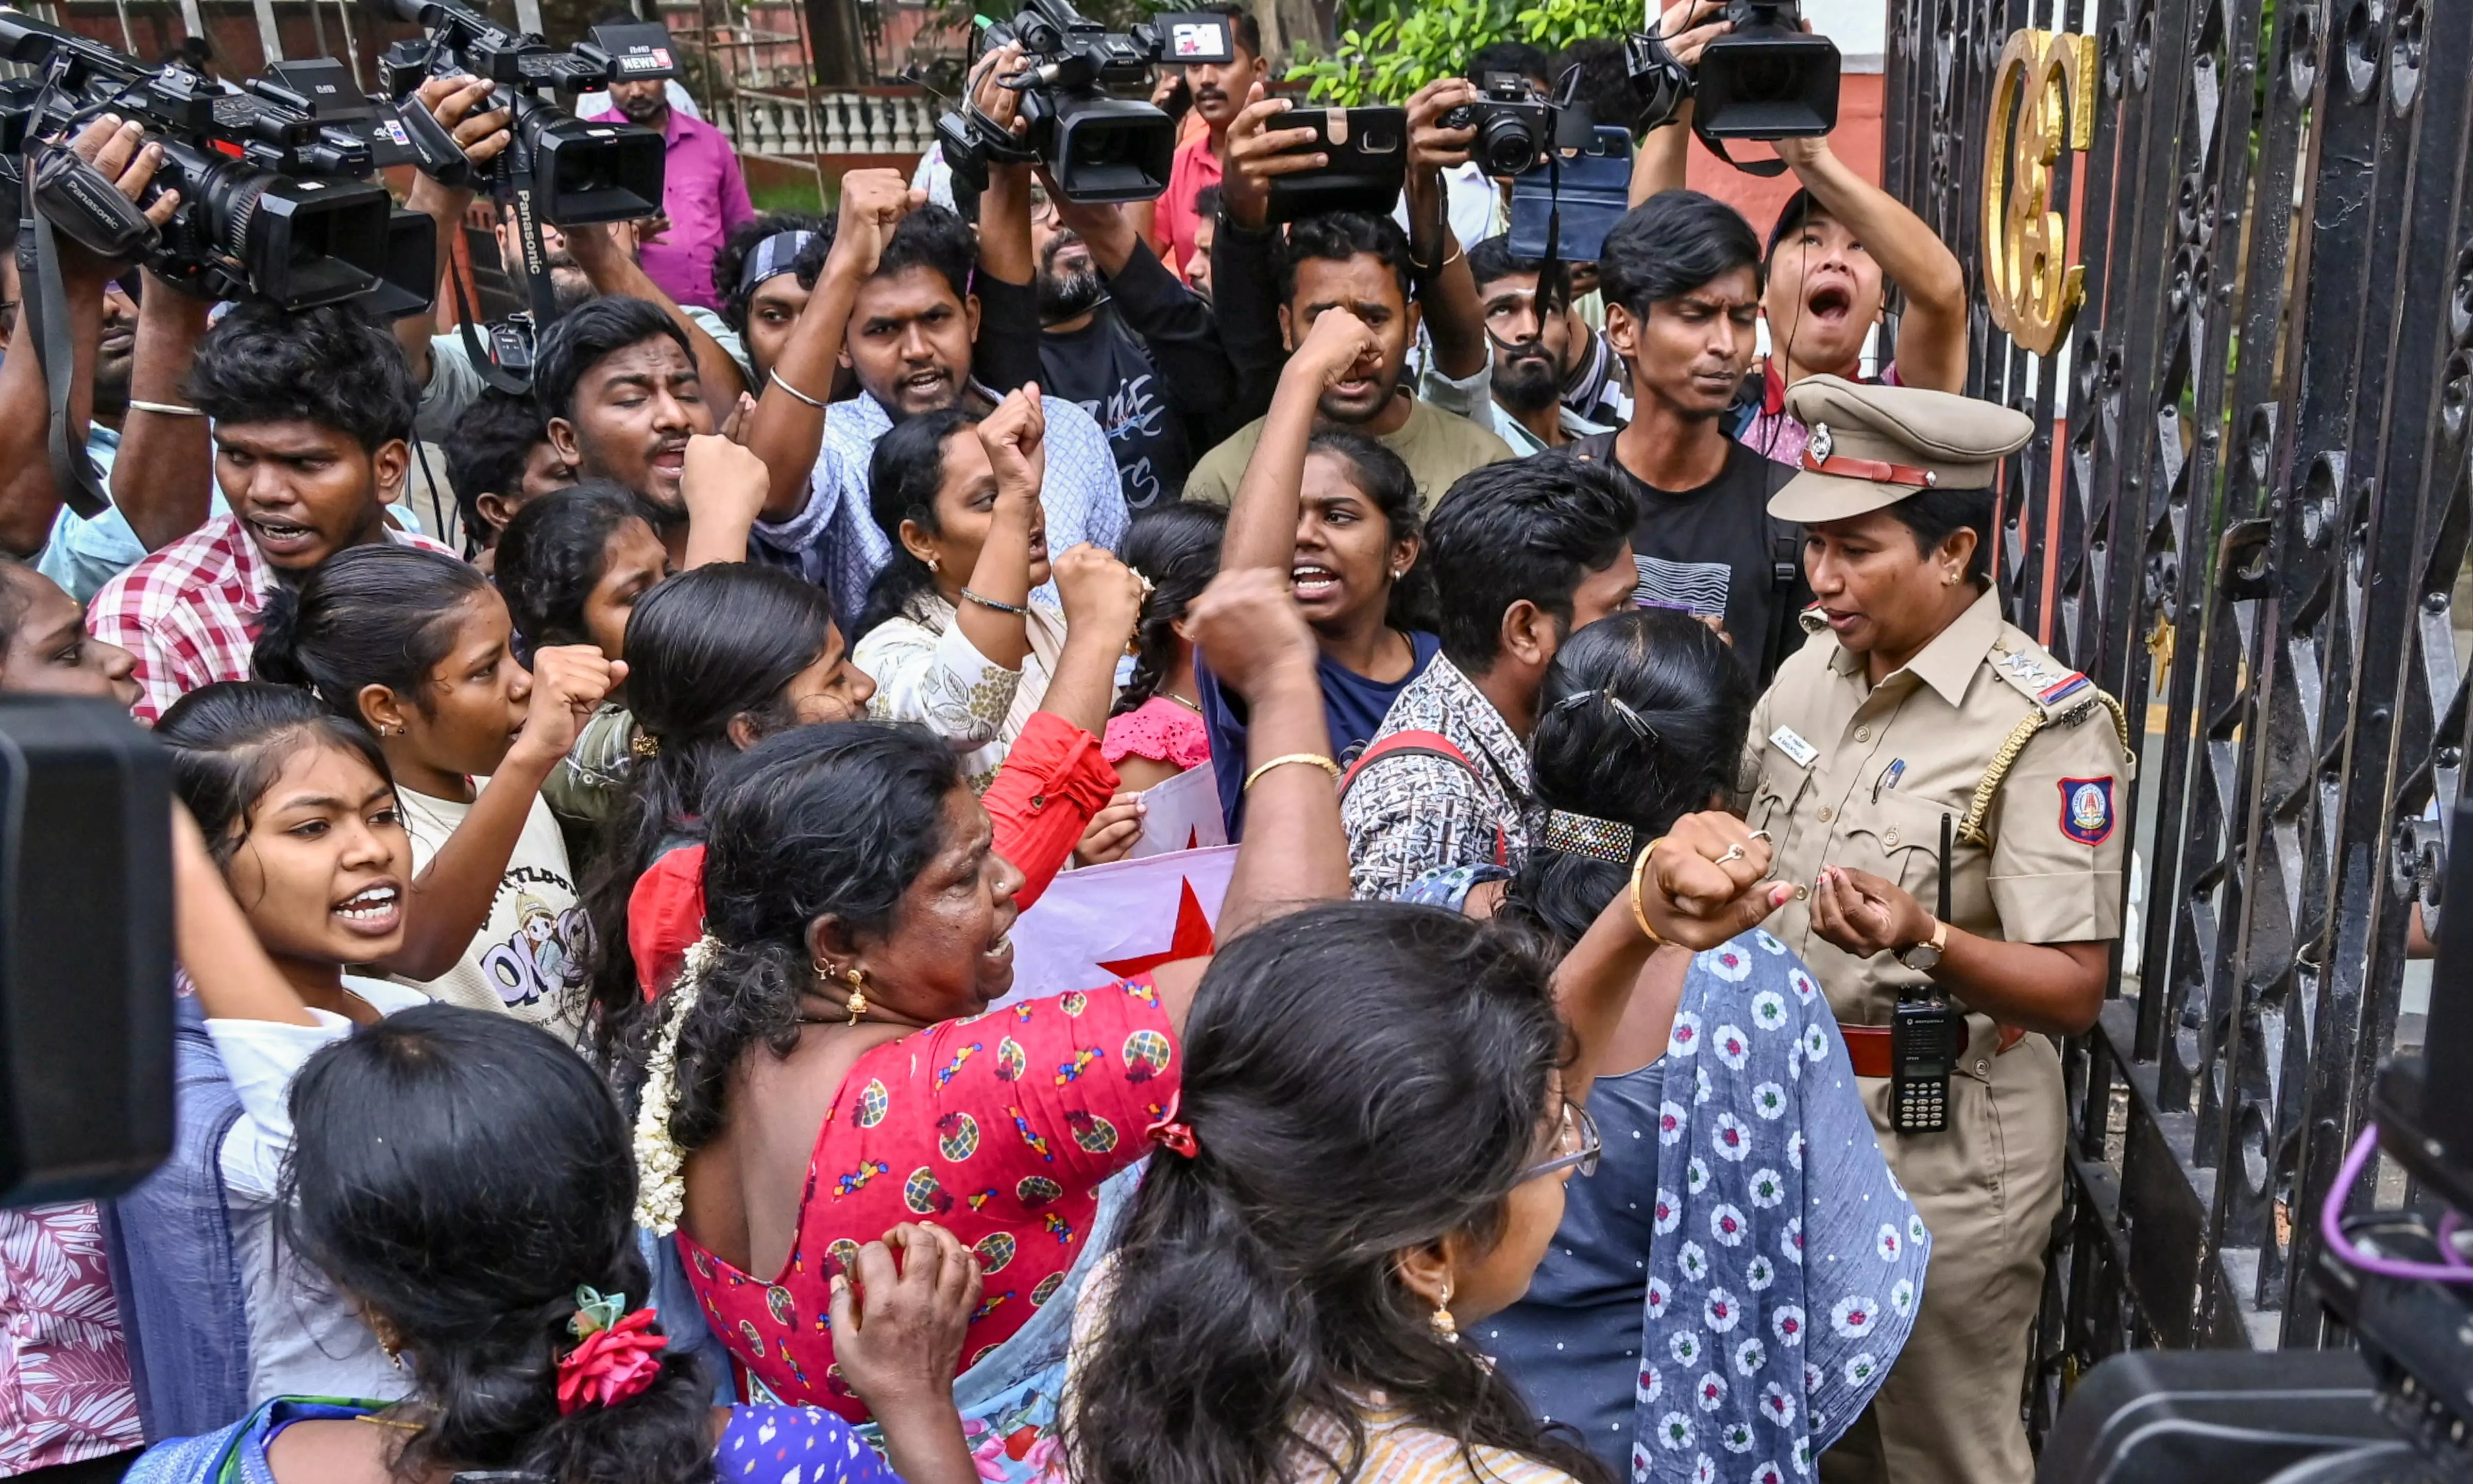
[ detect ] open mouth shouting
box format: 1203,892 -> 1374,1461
1291,562 -> 1342,605
333,881 -> 404,940
244,513 -> 325,561
1804,281 -> 1855,327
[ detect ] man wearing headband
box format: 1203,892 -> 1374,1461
976,173 -> 1243,511
716,215 -> 827,387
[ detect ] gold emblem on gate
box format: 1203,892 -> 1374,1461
1983,28 -> 2098,355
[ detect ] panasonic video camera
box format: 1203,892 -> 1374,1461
378,0 -> 674,226
0,13 -> 417,310
936,0 -> 1190,204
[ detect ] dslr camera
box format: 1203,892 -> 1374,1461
379,0 -> 674,226
937,0 -> 1208,204
1693,0 -> 1839,142
1441,72 -> 1554,178
0,13 -> 416,310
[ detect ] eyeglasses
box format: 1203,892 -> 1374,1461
1520,1101 -> 1601,1182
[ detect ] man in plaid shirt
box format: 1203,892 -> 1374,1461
87,302 -> 452,724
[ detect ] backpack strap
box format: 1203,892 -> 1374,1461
1340,730 -> 1509,867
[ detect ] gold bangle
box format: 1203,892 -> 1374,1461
1243,752 -> 1341,792
1628,837 -> 1668,947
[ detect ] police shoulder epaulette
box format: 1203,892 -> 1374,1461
1956,641 -> 2133,847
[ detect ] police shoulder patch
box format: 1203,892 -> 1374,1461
2058,777 -> 2116,846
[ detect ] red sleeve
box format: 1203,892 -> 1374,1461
984,712 -> 1121,912
629,844 -> 707,1002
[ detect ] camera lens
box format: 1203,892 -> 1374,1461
1476,111 -> 1538,176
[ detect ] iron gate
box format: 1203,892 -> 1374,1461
1881,0 -> 2469,1430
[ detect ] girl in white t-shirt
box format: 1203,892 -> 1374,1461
155,681 -> 434,1404
250,545 -> 618,1041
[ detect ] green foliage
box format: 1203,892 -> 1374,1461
1287,0 -> 1638,105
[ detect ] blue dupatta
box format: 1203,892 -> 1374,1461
1398,869 -> 1928,1484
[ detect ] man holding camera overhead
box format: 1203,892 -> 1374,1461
1180,80 -> 1513,511
1631,0 -> 1969,460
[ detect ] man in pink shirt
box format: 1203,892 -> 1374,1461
1148,4 -> 1264,279
594,77 -> 756,311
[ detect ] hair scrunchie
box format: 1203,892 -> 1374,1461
555,1286 -> 668,1414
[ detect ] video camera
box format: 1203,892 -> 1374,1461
936,0 -> 1208,204
1625,0 -> 1839,176
0,13 -> 418,310
2044,798 -> 2473,1481
378,1 -> 674,227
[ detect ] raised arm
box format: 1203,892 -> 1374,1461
1554,813 -> 1792,1104
566,220 -> 748,406
1402,76 -> 1487,381
955,386 -> 1047,670
1628,0 -> 1733,207
1222,308 -> 1378,572
1145,568 -> 1343,1031
372,647 -> 621,980
743,168 -> 918,521
1771,135 -> 1969,390
173,804 -> 315,1027
392,76 -> 513,396
108,270 -> 213,550
0,116 -> 178,557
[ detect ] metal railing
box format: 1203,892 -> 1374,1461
1884,0 -> 2472,1440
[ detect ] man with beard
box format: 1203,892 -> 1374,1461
589,72 -> 754,311
1142,3 -> 1265,279
1553,190 -> 1810,686
1447,235 -> 1609,454
976,167 -> 1242,511
393,75 -> 750,443
0,120 -> 222,601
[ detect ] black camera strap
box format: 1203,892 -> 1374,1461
1693,127 -> 1790,177
20,149 -> 114,520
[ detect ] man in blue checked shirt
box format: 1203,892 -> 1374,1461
736,169 -> 1129,634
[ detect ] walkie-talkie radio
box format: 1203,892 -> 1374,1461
1889,813 -> 1961,1133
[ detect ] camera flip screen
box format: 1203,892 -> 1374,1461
1160,14 -> 1234,63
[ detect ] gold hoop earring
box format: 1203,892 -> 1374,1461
842,966 -> 870,1026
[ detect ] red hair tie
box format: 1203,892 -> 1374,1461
1144,1091 -> 1198,1157
555,1287 -> 668,1415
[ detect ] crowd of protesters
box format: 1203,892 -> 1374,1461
0,4 -> 2133,1484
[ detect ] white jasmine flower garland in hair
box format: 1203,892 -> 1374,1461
632,936 -> 718,1235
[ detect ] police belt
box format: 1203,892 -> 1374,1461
1841,1019 -> 2029,1080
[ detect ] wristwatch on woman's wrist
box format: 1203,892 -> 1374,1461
1898,916 -> 1949,973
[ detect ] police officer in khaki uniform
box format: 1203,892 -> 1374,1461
1739,378 -> 2131,1484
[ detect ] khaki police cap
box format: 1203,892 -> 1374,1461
1766,375 -> 2036,523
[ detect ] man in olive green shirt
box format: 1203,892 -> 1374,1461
1180,211 -> 1514,512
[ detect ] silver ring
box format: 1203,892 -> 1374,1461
1747,829 -> 1772,843
1715,844 -> 1747,865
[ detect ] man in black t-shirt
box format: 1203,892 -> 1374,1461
1552,190 -> 1811,683
976,173 -> 1244,512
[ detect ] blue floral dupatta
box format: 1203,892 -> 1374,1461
1631,930 -> 1930,1484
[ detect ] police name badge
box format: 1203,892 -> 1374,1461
1769,726 -> 1819,768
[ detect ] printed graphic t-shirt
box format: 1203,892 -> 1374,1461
1042,310 -> 1189,514
1557,433 -> 1807,685
389,783 -> 591,1044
